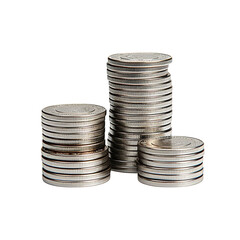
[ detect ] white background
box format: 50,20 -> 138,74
0,0 -> 239,239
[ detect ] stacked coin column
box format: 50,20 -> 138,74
41,104 -> 110,187
107,53 -> 173,173
138,136 -> 204,187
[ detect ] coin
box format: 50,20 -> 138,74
43,175 -> 110,187
42,140 -> 105,152
41,117 -> 105,127
42,135 -> 104,145
139,157 -> 203,168
41,146 -> 108,161
138,136 -> 204,155
42,155 -> 109,168
41,122 -> 105,133
137,162 -> 204,175
107,63 -> 168,73
138,175 -> 203,187
108,53 -> 172,66
42,128 -> 105,139
43,167 -> 111,181
43,161 -> 110,174
138,150 -> 204,162
138,168 -> 204,181
42,104 -> 106,119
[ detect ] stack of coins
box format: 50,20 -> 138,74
107,53 -> 173,173
41,104 -> 110,187
137,136 -> 204,187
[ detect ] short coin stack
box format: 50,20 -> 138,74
107,53 -> 173,173
41,104 -> 110,187
138,136 -> 204,187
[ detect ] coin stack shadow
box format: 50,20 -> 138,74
41,104 -> 110,187
138,136 -> 204,187
107,53 -> 173,173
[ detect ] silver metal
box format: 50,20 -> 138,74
42,161 -> 110,174
41,117 -> 105,127
42,104 -> 106,119
42,155 -> 109,168
42,135 -> 104,145
138,150 -> 205,162
137,162 -> 204,175
107,69 -> 169,79
138,175 -> 203,187
43,167 -> 111,181
107,63 -> 168,73
107,74 -> 171,85
41,146 -> 108,161
139,157 -> 203,168
42,128 -> 105,139
41,122 -> 105,133
43,175 -> 110,187
138,136 -> 204,155
42,140 -> 105,152
138,168 -> 204,181
108,53 -> 172,66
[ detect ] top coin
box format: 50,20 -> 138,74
42,104 -> 106,118
108,53 -> 172,66
138,136 -> 204,155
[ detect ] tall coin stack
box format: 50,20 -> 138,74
41,104 -> 110,187
138,136 -> 204,187
107,53 -> 173,173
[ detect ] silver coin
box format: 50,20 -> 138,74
109,153 -> 138,162
41,146 -> 108,161
109,118 -> 172,129
109,95 -> 172,104
107,63 -> 168,73
42,135 -> 104,145
108,53 -> 172,66
109,80 -> 172,90
137,162 -> 204,175
42,155 -> 109,168
107,139 -> 137,151
108,147 -> 137,157
138,175 -> 203,187
110,104 -> 172,114
42,104 -> 106,118
138,168 -> 204,181
111,166 -> 137,173
138,150 -> 204,162
109,131 -> 171,145
43,167 -> 111,181
109,110 -> 172,121
42,140 -> 105,152
109,99 -> 173,109
109,116 -> 172,127
139,157 -> 203,168
109,125 -> 171,138
43,161 -> 110,174
138,136 -> 204,155
43,175 -> 110,187
107,74 -> 171,85
42,128 -> 105,139
107,69 -> 169,79
41,117 -> 105,127
109,84 -> 172,94
41,122 -> 105,133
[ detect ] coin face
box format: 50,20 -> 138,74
108,53 -> 172,64
42,104 -> 106,117
139,136 -> 204,154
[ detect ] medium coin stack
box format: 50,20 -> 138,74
137,136 -> 204,187
107,53 -> 173,173
41,104 -> 110,187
